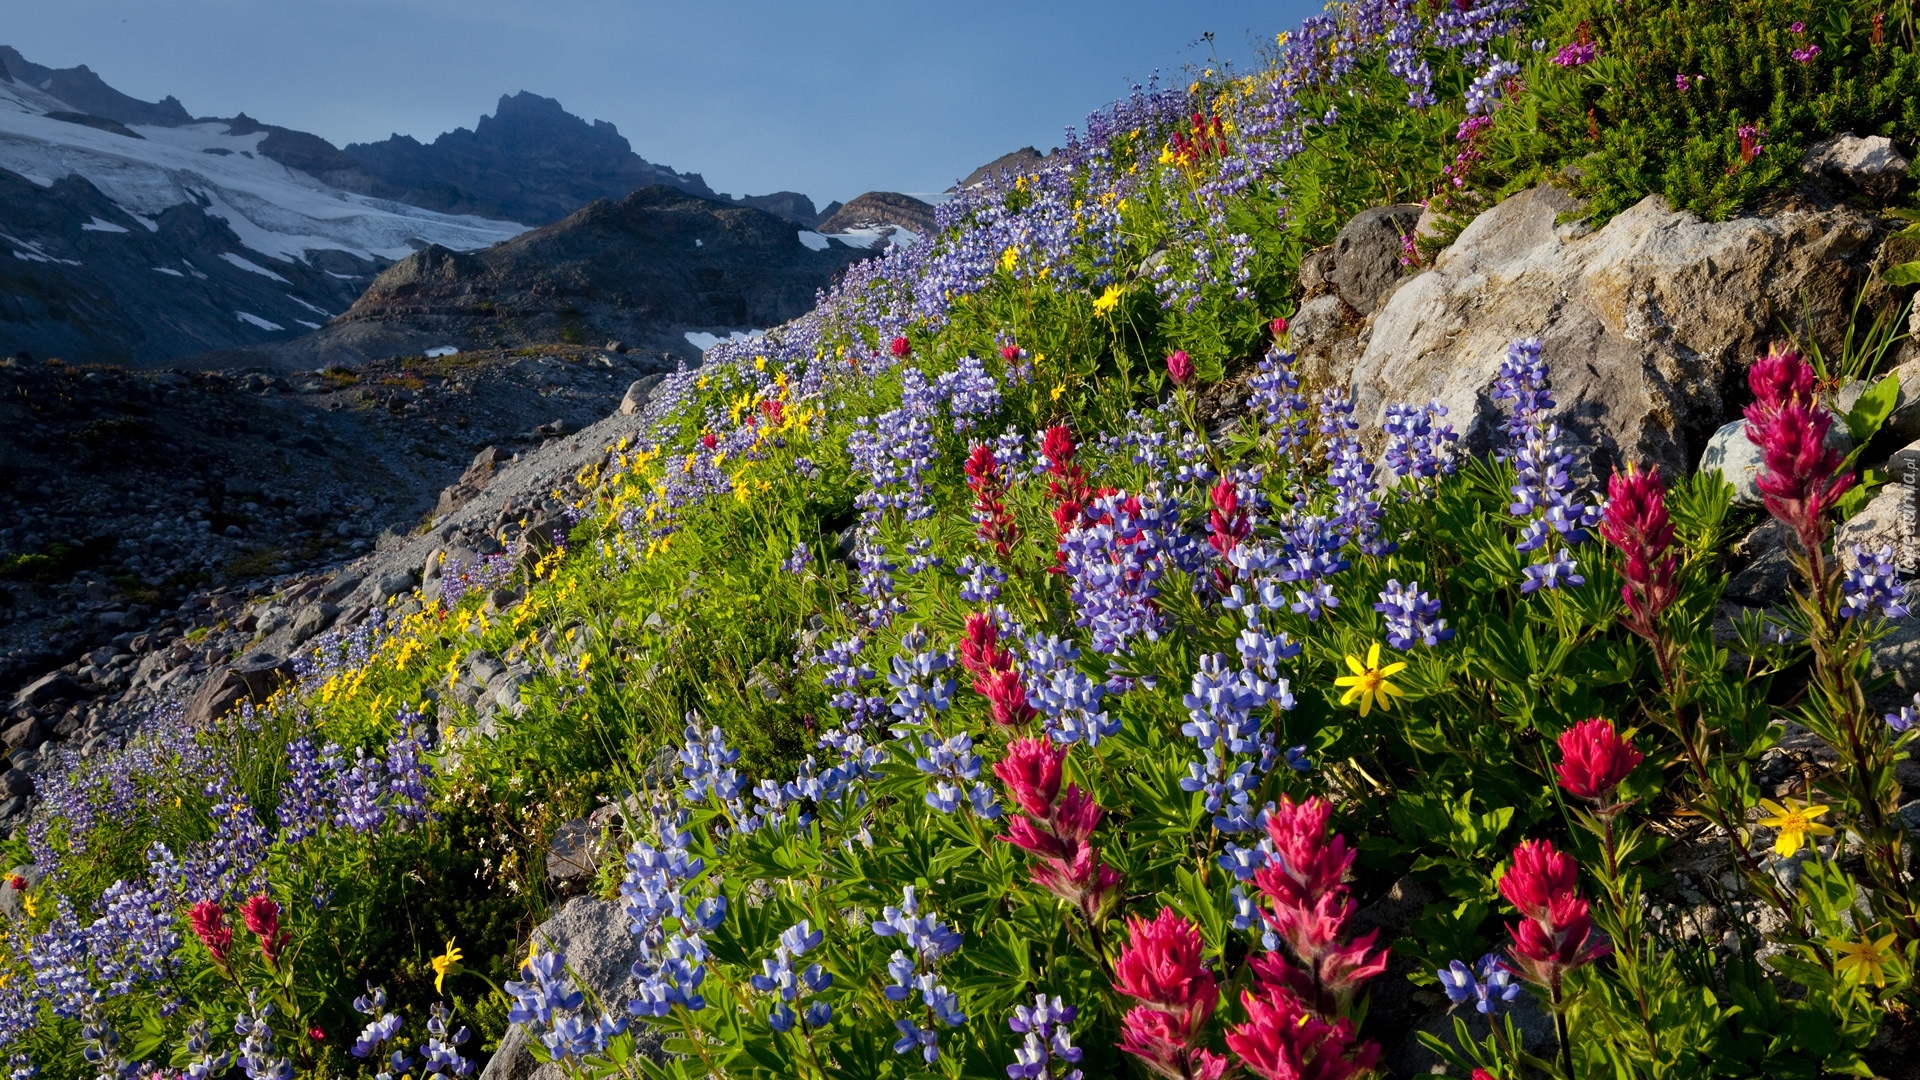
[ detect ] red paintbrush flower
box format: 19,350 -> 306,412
1226,982 -> 1380,1080
1598,464 -> 1678,642
190,900 -> 233,970
1499,839 -> 1609,988
1167,350 -> 1194,387
240,895 -> 290,965
993,738 -> 1064,817
1554,717 -> 1643,807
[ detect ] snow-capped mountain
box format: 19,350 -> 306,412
0,52 -> 530,364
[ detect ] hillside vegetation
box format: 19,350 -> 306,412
6,1 -> 1920,1077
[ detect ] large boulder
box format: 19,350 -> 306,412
1347,186 -> 1877,478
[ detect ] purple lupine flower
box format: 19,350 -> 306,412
1492,340 -> 1600,589
1522,549 -> 1586,593
1181,644 -> 1292,835
1841,544 -> 1911,620
1437,954 -> 1523,1015
1022,634 -> 1119,747
277,735 -> 336,843
886,625 -> 957,733
1375,580 -> 1453,649
384,719 -> 434,826
751,920 -> 834,1032
1007,994 -> 1085,1080
1464,57 -> 1521,115
1887,693 -> 1919,733
937,355 -> 1002,432
422,1002 -> 476,1077
781,542 -> 812,575
913,731 -> 999,819
1321,387 -> 1392,556
1247,346 -> 1310,453
873,887 -> 966,1061
1382,400 -> 1458,484
1552,41 -> 1597,67
333,747 -> 388,835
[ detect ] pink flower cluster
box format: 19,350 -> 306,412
963,613 -> 1036,728
1743,344 -> 1854,553
993,739 -> 1121,919
1114,909 -> 1230,1079
1500,840 -> 1609,990
1245,796 -> 1390,1020
1599,464 -> 1678,642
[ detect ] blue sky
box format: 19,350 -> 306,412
3,0 -> 1320,206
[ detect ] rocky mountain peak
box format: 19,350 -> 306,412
344,93 -> 716,225
0,45 -> 192,127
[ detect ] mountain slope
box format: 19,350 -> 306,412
231,185 -> 875,370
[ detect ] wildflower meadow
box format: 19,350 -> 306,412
6,0 -> 1920,1077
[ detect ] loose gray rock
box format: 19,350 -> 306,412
11,672 -> 81,710
620,375 -> 666,416
1803,133 -> 1910,189
1326,203 -> 1423,315
287,603 -> 340,646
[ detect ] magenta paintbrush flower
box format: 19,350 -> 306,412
1554,717 -> 1643,807
1167,349 -> 1194,387
1226,983 -> 1379,1080
1599,464 -> 1678,641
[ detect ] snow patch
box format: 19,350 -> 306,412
694,238 -> 704,248
235,311 -> 284,331
152,266 -> 184,277
284,293 -> 333,319
80,216 -> 129,233
220,252 -> 291,282
797,230 -> 830,252
296,320 -> 322,330
684,329 -> 764,352
5,234 -> 80,265
425,346 -> 460,358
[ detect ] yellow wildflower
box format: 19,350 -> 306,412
1829,932 -> 1898,987
432,939 -> 463,993
1333,642 -> 1407,717
1001,246 -> 1019,272
1051,383 -> 1067,403
1093,285 -> 1124,317
1755,798 -> 1835,857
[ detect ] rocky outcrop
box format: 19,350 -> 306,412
955,146 -> 1052,189
345,92 -> 717,225
816,191 -> 938,239
1331,186 -> 1877,478
734,191 -> 820,226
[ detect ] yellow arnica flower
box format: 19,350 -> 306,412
432,939 -> 463,993
1334,642 -> 1406,717
1829,932 -> 1899,987
1092,284 -> 1124,316
1756,797 -> 1834,857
